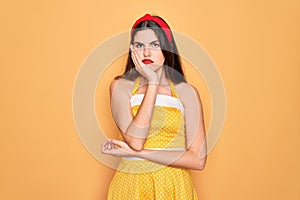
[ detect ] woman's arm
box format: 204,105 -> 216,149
110,79 -> 158,151
109,46 -> 160,151
105,140 -> 206,171
104,84 -> 207,170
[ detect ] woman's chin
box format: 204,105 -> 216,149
148,63 -> 163,72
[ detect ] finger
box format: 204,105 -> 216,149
133,49 -> 143,67
101,143 -> 105,152
131,46 -> 143,67
107,141 -> 113,150
104,140 -> 110,150
130,50 -> 139,69
131,52 -> 143,75
110,141 -> 117,150
110,139 -> 124,147
131,51 -> 138,67
102,141 -> 107,150
131,50 -> 142,69
130,45 -> 136,60
105,140 -> 113,150
101,141 -> 109,153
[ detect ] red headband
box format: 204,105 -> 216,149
131,14 -> 172,43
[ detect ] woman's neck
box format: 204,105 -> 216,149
139,68 -> 169,86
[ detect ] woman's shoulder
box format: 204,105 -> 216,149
174,82 -> 198,93
110,78 -> 135,93
174,82 -> 201,102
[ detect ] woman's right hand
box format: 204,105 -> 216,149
130,44 -> 158,84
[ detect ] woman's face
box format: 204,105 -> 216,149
132,29 -> 165,71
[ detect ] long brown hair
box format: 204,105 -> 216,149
115,15 -> 186,84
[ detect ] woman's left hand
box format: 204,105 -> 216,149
101,139 -> 136,157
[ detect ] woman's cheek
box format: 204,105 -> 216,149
154,53 -> 165,65
136,51 -> 144,59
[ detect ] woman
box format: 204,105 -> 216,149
102,13 -> 207,200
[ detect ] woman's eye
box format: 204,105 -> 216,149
135,44 -> 143,48
152,43 -> 160,48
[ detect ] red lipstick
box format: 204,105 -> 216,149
142,59 -> 153,64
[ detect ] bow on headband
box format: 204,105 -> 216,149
131,14 -> 172,43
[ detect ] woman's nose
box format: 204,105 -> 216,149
143,47 -> 151,57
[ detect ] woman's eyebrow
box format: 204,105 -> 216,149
134,40 -> 160,44
150,40 -> 160,44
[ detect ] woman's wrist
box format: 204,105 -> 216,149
127,148 -> 141,157
130,149 -> 141,158
148,78 -> 159,85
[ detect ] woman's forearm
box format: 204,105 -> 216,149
124,83 -> 159,150
133,148 -> 206,171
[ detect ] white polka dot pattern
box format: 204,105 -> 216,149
109,77 -> 199,199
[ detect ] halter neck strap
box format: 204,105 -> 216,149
131,77 -> 141,96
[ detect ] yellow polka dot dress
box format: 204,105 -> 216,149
107,77 -> 199,200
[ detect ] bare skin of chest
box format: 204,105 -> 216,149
136,85 -> 172,96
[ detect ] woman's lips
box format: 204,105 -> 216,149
142,59 -> 153,64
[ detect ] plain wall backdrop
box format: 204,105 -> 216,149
0,0 -> 299,199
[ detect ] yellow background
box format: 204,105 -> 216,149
1,0 -> 299,199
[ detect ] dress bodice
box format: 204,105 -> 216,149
120,77 -> 186,149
